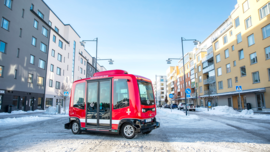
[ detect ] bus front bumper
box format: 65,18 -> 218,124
135,122 -> 160,133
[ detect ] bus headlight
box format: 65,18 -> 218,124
152,108 -> 155,112
142,109 -> 146,113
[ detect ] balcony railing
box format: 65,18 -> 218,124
191,83 -> 196,88
203,64 -> 214,74
203,76 -> 216,84
190,74 -> 195,80
204,90 -> 216,95
177,89 -> 180,92
191,93 -> 196,97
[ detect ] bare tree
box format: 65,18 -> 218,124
55,83 -> 71,113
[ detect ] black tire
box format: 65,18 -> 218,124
121,123 -> 136,139
143,131 -> 152,134
71,121 -> 81,134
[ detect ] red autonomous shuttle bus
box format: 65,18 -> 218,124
65,70 -> 160,139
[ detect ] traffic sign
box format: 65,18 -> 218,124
186,94 -> 190,98
169,94 -> 174,99
185,88 -> 191,94
236,86 -> 242,92
64,91 -> 69,96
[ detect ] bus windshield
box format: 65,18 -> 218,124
137,80 -> 155,105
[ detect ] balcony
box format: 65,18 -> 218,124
190,74 -> 195,80
191,93 -> 196,97
203,64 -> 214,74
177,89 -> 180,92
203,76 -> 216,84
204,90 -> 216,95
191,83 -> 196,88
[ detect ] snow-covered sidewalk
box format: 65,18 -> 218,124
196,106 -> 270,119
0,109 -> 45,116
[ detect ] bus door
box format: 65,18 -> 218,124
86,79 -> 112,129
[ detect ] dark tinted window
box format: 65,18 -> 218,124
137,80 -> 154,105
113,79 -> 129,109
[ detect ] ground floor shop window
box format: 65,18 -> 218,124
46,98 -> 53,107
38,97 -> 42,108
256,93 -> 265,110
13,96 -> 19,108
0,95 -> 2,110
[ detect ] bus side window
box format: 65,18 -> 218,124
113,79 -> 129,109
73,82 -> 85,108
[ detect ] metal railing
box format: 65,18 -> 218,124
203,64 -> 214,74
191,93 -> 196,97
204,90 -> 216,95
203,77 -> 216,84
191,83 -> 196,88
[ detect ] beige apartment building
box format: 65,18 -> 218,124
166,0 -> 270,112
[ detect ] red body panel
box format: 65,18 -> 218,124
69,70 -> 156,130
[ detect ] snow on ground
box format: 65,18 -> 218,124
0,116 -> 53,126
0,109 -> 45,116
196,106 -> 270,119
45,106 -> 69,115
157,108 -> 199,120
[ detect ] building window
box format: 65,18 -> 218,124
239,49 -> 244,60
0,41 -> 7,53
199,76 -> 202,82
46,98 -> 53,107
32,37 -> 36,46
217,67 -> 222,76
240,66 -> 246,77
243,0 -> 249,12
1,18 -> 10,31
30,55 -> 35,64
252,71 -> 260,83
84,70 -> 85,75
57,67 -> 61,76
33,20 -> 38,29
17,48 -> 20,58
223,35 -> 228,44
218,81 -> 223,90
265,46 -> 270,60
247,34 -> 255,46
40,42 -> 46,53
232,45 -> 234,51
48,21 -> 52,26
245,16 -> 252,29
226,63 -> 231,73
0,65 -> 3,77
233,60 -> 236,67
53,35 -> 56,42
37,77 -> 44,86
14,69 -> 17,79
38,10 -> 44,19
57,53 -> 62,62
199,86 -> 202,93
38,59 -> 45,69
80,68 -> 83,74
55,81 -> 60,89
81,58 -> 83,64
225,49 -> 229,58
42,27 -> 48,37
227,78 -> 232,88
195,73 -> 197,78
250,52 -> 257,64
197,55 -> 200,62
198,66 -> 201,72
50,64 -> 54,72
19,28 -> 22,37
262,24 -> 270,39
55,26 -> 59,33
4,0 -> 12,9
237,33 -> 242,43
216,54 -> 221,63
214,41 -> 219,50
268,69 -> 270,81
30,4 -> 34,10
49,79 -> 53,87
59,40 -> 63,48
28,74 -> 33,83
235,77 -> 238,83
230,30 -> 233,36
259,3 -> 270,19
51,49 -> 55,57
235,17 -> 240,28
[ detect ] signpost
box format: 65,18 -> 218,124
169,94 -> 174,112
236,86 -> 242,110
185,88 -> 191,98
64,91 -> 69,96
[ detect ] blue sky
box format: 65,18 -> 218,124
44,0 -> 236,82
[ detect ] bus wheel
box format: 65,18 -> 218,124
71,121 -> 81,134
143,131 -> 152,134
121,123 -> 136,139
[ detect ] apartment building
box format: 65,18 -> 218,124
154,75 -> 167,105
0,0 -> 106,112
166,66 -> 175,104
212,0 -> 270,111
166,0 -> 270,112
0,0 -> 50,112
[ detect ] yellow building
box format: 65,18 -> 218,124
212,0 -> 270,111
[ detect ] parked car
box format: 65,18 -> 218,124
178,103 -> 186,110
183,104 -> 196,111
171,104 -> 178,109
164,104 -> 170,108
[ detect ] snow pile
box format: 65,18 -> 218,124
239,109 -> 254,116
0,116 -> 51,126
0,110 -> 45,116
45,106 -> 69,115
157,108 -> 199,120
211,106 -> 239,114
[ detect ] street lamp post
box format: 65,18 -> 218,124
82,38 -> 98,72
167,37 -> 200,116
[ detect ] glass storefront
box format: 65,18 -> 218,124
46,98 -> 53,107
